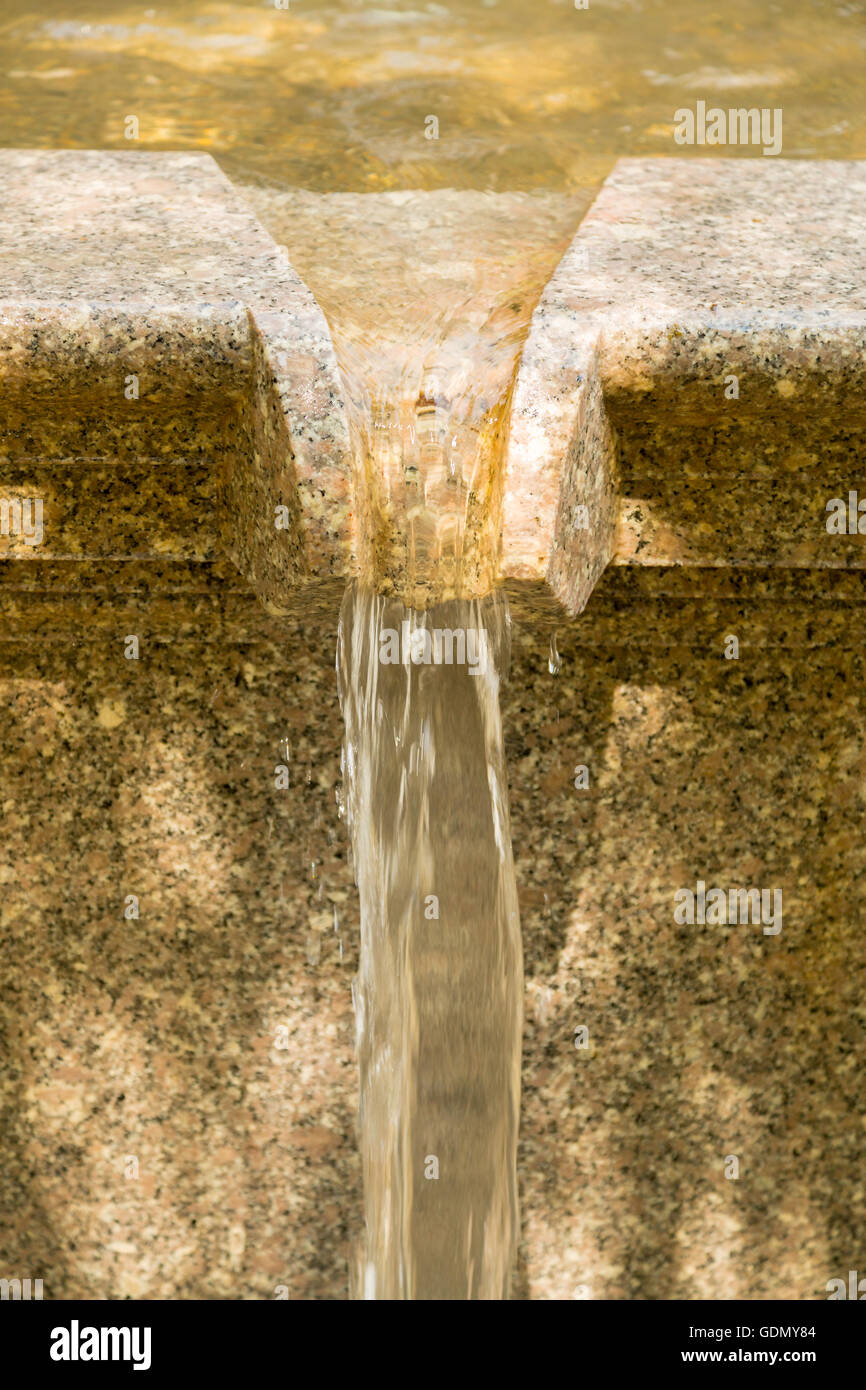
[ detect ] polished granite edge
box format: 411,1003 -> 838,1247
505,157 -> 866,611
0,150 -> 352,599
3,153 -> 866,620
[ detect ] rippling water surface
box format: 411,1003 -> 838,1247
1,1 -> 863,191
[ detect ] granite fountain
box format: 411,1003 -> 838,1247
2,150 -> 865,1299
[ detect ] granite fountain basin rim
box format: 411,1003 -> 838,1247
503,156 -> 866,613
2,150 -> 865,617
0,149 -> 355,604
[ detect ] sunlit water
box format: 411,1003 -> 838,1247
337,584 -> 522,1298
242,186 -> 586,605
2,0 -> 864,1298
1,1 -> 863,190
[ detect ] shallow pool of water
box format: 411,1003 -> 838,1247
1,0 -> 864,193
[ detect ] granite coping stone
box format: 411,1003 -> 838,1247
0,149 -> 352,607
505,157 -> 866,613
2,152 -> 865,619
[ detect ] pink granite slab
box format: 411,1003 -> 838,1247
0,150 -> 353,606
504,158 -> 866,614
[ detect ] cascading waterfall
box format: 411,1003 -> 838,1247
337,583 -> 523,1299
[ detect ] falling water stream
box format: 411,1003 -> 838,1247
338,584 -> 522,1299
312,192 -> 577,1297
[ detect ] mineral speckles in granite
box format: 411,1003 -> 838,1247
0,632 -> 362,1300
509,594 -> 866,1299
4,154 -> 866,1302
5,579 -> 865,1299
8,154 -> 862,614
505,158 -> 866,613
0,150 -> 352,602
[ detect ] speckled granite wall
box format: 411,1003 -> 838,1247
509,569 -> 866,1300
0,604 -> 361,1301
0,150 -> 353,608
3,153 -> 865,1300
3,570 -> 864,1299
